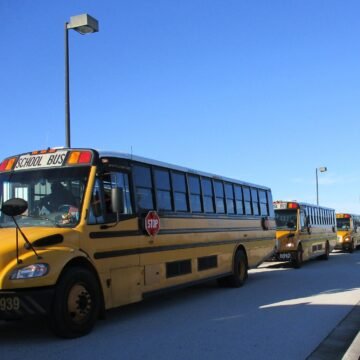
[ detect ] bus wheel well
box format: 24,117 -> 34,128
57,257 -> 105,319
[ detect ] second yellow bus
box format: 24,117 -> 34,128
274,201 -> 337,268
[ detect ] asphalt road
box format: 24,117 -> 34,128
1,250 -> 359,360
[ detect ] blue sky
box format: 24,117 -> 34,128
1,0 -> 360,213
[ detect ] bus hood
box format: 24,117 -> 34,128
275,230 -> 296,240
337,230 -> 350,237
336,231 -> 350,242
275,230 -> 297,251
0,227 -> 79,271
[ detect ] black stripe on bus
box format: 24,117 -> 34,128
89,226 -> 275,239
93,236 -> 275,259
156,213 -> 275,221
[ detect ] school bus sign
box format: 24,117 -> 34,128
145,211 -> 160,236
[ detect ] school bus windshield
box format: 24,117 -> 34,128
275,209 -> 297,230
336,218 -> 350,230
0,166 -> 90,228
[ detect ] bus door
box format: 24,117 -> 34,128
86,169 -> 143,307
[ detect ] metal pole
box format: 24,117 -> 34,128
65,22 -> 71,148
316,168 -> 319,206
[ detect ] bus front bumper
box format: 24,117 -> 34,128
276,251 -> 296,261
334,242 -> 351,251
0,287 -> 54,320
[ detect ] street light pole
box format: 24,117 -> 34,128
65,23 -> 70,148
64,14 -> 99,148
316,166 -> 327,205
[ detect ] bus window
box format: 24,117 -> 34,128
300,210 -> 306,230
89,171 -> 133,224
224,183 -> 235,214
267,190 -> 274,217
171,172 -> 188,212
188,175 -> 202,213
275,209 -> 297,230
134,165 -> 154,211
251,188 -> 260,216
154,168 -> 173,211
259,190 -> 268,215
202,178 -> 214,213
214,180 -> 225,214
234,185 -> 244,215
243,186 -> 252,215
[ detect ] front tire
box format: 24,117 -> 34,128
349,240 -> 355,253
49,266 -> 101,338
293,244 -> 303,268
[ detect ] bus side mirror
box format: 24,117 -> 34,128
111,187 -> 125,215
1,198 -> 28,217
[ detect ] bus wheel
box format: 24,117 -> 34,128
349,240 -> 355,253
227,249 -> 248,287
49,266 -> 101,338
320,241 -> 330,260
293,245 -> 303,269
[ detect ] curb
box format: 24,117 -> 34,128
307,301 -> 360,360
342,331 -> 360,360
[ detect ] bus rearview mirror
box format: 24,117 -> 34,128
1,198 -> 28,217
111,187 -> 125,214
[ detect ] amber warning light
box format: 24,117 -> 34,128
288,202 -> 299,209
0,157 -> 17,172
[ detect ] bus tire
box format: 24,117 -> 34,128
320,241 -> 330,260
217,250 -> 248,287
49,266 -> 101,338
349,240 -> 355,253
293,244 -> 303,269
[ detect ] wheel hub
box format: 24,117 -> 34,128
68,284 -> 92,323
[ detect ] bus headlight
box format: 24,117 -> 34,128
344,236 -> 350,243
10,263 -> 49,280
286,242 -> 295,248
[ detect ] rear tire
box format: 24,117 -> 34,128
218,249 -> 248,287
320,241 -> 330,260
49,266 -> 101,338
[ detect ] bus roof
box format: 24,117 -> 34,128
274,200 -> 335,211
98,151 -> 272,191
336,213 -> 359,218
0,148 -> 272,191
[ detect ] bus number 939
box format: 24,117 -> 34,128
0,296 -> 20,312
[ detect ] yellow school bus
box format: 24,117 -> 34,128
0,148 -> 276,337
335,213 -> 360,253
273,201 -> 336,268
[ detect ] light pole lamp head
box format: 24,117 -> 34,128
67,14 -> 99,34
318,166 -> 327,173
